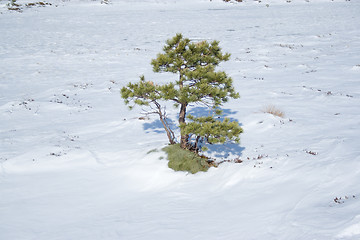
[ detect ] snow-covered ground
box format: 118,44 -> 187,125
1,0 -> 360,239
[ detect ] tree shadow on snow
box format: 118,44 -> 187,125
142,106 -> 245,159
143,118 -> 177,134
188,107 -> 245,159
205,142 -> 245,159
187,106 -> 239,122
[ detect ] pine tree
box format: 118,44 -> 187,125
121,33 -> 242,152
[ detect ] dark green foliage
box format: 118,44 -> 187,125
163,144 -> 210,174
151,33 -> 239,108
121,33 -> 242,152
182,113 -> 243,152
121,76 -> 176,144
121,76 -> 159,108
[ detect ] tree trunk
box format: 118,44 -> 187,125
154,100 -> 175,145
178,72 -> 189,149
179,102 -> 188,149
159,115 -> 176,145
194,135 -> 201,153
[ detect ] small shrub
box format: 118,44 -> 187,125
262,105 -> 285,118
163,144 -> 210,174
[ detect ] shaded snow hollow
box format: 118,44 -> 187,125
0,0 -> 360,239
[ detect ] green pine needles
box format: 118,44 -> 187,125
121,33 -> 243,154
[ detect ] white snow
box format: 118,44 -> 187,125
0,0 -> 359,239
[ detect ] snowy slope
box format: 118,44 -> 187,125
1,0 -> 360,239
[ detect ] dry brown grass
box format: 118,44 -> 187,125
262,105 -> 285,118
